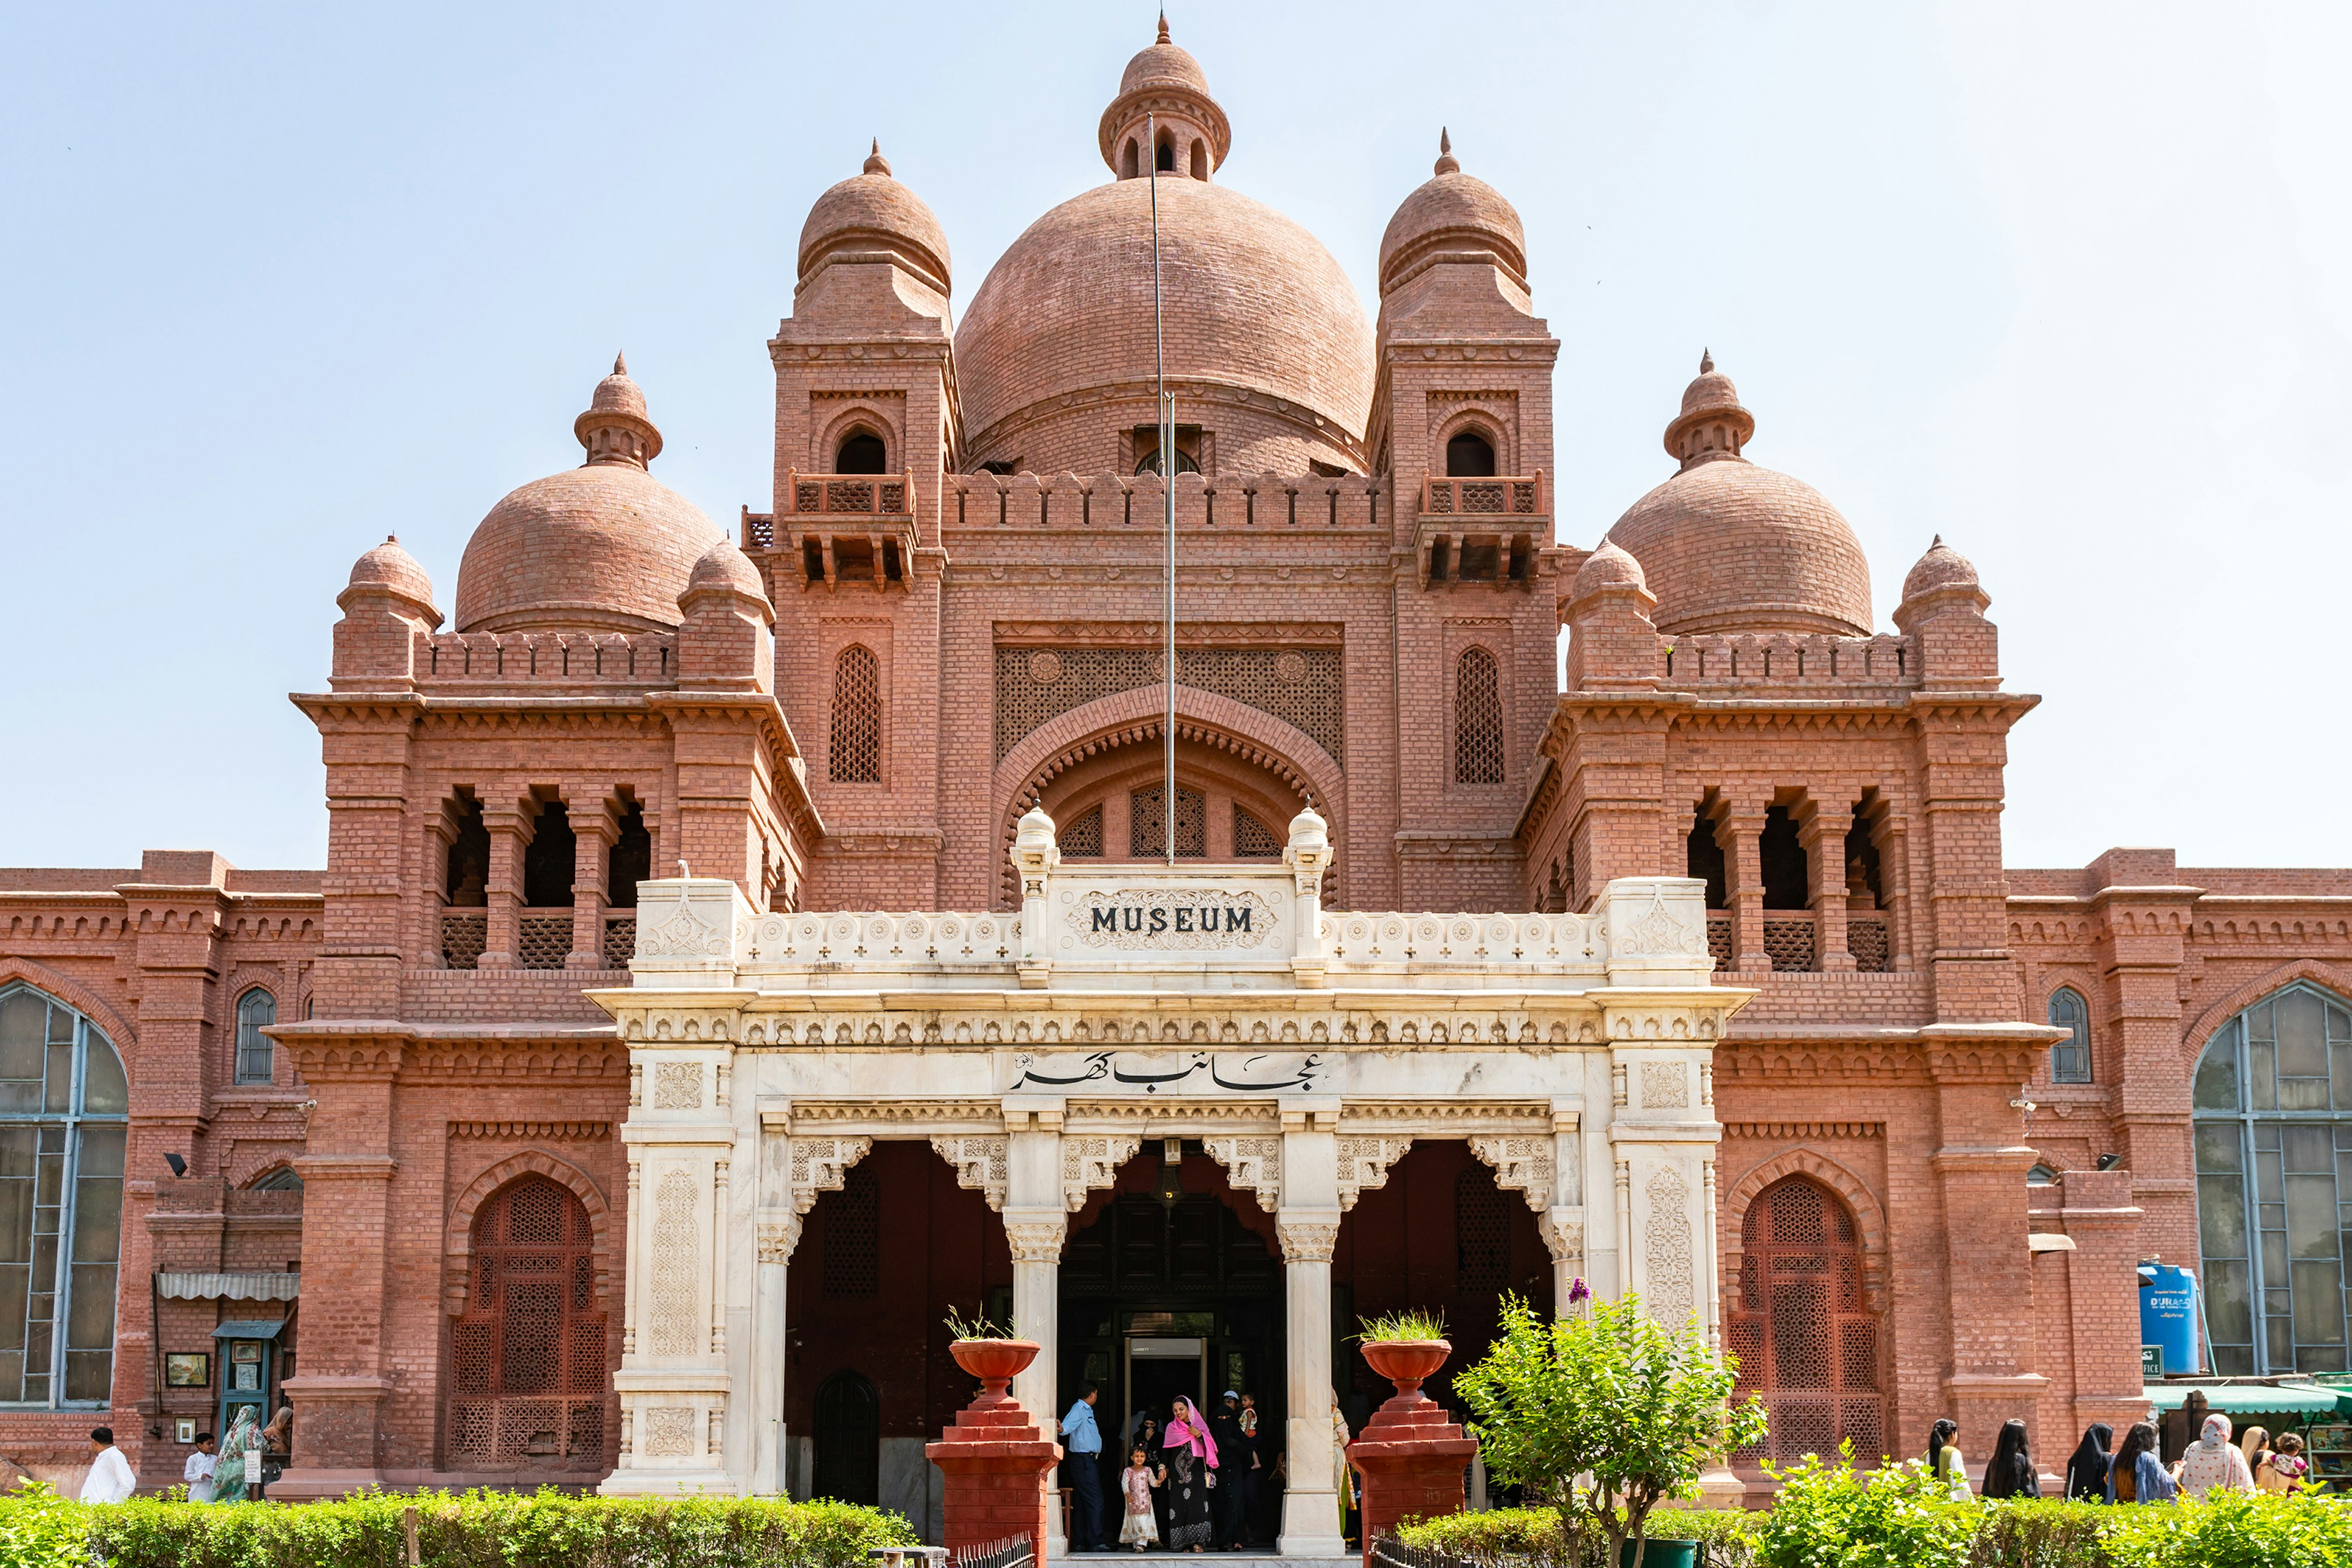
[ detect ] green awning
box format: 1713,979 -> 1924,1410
2143,1382 -> 2343,1414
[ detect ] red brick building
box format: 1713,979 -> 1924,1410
2,21 -> 2345,1518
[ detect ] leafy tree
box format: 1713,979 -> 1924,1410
1452,1290 -> 1765,1568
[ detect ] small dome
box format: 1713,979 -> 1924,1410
1378,130 -> 1527,295
1604,356 -> 1871,639
1572,538 -> 1648,599
1902,535 -> 1980,602
346,534 -> 435,608
1120,19 -> 1209,96
684,537 -> 769,603
454,363 -> 721,635
797,142 -> 952,295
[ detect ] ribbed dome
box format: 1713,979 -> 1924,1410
453,363 -> 721,635
1379,132 -> 1526,295
797,142 -> 951,296
1604,356 -> 1871,639
345,535 -> 436,610
954,176 -> 1373,462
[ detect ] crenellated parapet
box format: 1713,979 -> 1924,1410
413,628 -> 678,688
943,469 -> 1386,534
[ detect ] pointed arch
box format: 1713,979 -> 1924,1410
1721,1147 -> 1888,1314
444,1150 -> 612,1313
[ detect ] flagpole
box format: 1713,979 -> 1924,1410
1150,111 -> 1175,867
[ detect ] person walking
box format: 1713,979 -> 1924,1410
1980,1419 -> 2039,1499
1163,1396 -> 1220,1553
182,1432 -> 219,1503
1331,1393 -> 1357,1546
1236,1393 -> 1266,1544
2177,1414 -> 2255,1498
78,1428 -> 136,1504
2258,1431 -> 2309,1493
2237,1425 -> 2269,1481
2060,1423 -> 2112,1502
1926,1419 -> 1970,1502
1061,1382 -> 1108,1553
1120,1444 -> 1166,1551
213,1406 -> 263,1504
2106,1422 -> 2178,1504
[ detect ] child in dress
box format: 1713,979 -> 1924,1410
1121,1444 -> 1166,1550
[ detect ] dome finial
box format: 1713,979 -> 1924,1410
863,138 -> 891,177
613,350 -> 627,376
1157,9 -> 1170,42
1434,127 -> 1459,176
1699,347 -> 1713,374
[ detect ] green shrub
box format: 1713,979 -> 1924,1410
0,1481 -> 91,1568
49,1487 -> 915,1568
1962,1499 -> 2113,1568
1394,1505 -> 1753,1568
1747,1450 -> 1973,1568
2100,1486 -> 2352,1568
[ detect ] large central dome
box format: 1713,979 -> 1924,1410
952,26 -> 1373,476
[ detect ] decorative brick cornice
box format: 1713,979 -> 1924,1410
1721,1121 -> 1884,1140
449,1120 -> 611,1140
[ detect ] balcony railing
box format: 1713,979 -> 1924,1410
787,470 -> 913,517
602,913 -> 637,970
439,908 -> 638,970
441,910 -> 486,970
1421,473 -> 1545,517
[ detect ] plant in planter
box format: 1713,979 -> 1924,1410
944,1306 -> 1035,1407
1355,1309 -> 1451,1395
1452,1292 -> 1765,1568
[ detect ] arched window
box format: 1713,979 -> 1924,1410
234,988 -> 276,1085
1233,809 -> 1281,859
1155,134 -> 1176,173
2193,984 -> 2352,1374
2026,1163 -> 2060,1187
1134,442 -> 1200,475
2048,988 -> 2092,1084
1058,805 -> 1104,859
829,645 -> 881,783
1121,138 -> 1140,179
249,1166 -> 304,1192
813,1368 -> 880,1504
1454,647 -> 1504,785
834,430 -> 886,474
445,1175 -> 606,1469
1446,429 -> 1497,477
1725,1177 -> 1882,1466
0,984 -> 129,1406
1189,139 -> 1208,180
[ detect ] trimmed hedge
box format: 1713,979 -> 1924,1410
1395,1488 -> 2352,1568
0,1482 -> 917,1568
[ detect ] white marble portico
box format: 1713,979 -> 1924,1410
593,807 -> 1750,1552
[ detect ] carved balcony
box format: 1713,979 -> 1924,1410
1415,473 -> 1547,588
745,470 -> 920,592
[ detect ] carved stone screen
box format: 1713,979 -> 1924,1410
1727,1176 -> 1882,1466
445,1176 -> 607,1471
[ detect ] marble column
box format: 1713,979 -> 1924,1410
753,1207 -> 796,1494
1002,1100 -> 1067,1559
1278,1095 -> 1345,1558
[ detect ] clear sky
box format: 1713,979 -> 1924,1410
3,2 -> 2345,873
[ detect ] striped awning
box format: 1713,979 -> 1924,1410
156,1271 -> 300,1302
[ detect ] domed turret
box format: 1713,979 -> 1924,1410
1603,354 -> 1872,639
797,141 -> 952,297
684,537 -> 769,605
1901,534 -> 1980,603
453,357 -> 722,635
1099,17 -> 1229,179
342,534 -> 439,621
1572,538 -> 1648,600
1378,130 -> 1528,296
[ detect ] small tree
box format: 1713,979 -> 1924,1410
1452,1291 -> 1765,1568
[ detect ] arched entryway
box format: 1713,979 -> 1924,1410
443,1175 -> 608,1471
1725,1175 -> 1885,1466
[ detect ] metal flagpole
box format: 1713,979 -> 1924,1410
1150,110 -> 1175,867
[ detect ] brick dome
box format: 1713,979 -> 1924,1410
797,142 -> 951,296
454,360 -> 722,635
1901,534 -> 1980,602
1378,131 -> 1526,295
1098,18 -> 1231,174
684,537 -> 768,605
1572,538 -> 1648,598
955,176 -> 1374,467
345,534 -> 436,610
1604,355 -> 1872,639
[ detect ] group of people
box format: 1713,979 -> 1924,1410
1926,1413 -> 2311,1504
1062,1384 -> 1300,1553
76,1405 -> 290,1505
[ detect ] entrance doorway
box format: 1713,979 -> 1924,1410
1126,1336 -> 1207,1436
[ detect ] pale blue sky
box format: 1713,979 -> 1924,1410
4,2 -> 2345,872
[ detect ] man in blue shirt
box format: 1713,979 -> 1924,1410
1059,1381 -> 1106,1551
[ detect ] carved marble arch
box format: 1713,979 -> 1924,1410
443,1151 -> 612,1314
1719,1149 -> 1889,1315
992,688 -> 1346,905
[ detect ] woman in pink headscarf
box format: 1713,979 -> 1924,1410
1163,1395 -> 1221,1552
2177,1413 -> 2255,1498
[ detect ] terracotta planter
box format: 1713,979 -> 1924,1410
949,1337 -> 1040,1404
1359,1337 -> 1452,1401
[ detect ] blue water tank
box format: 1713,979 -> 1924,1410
2139,1264 -> 2200,1376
